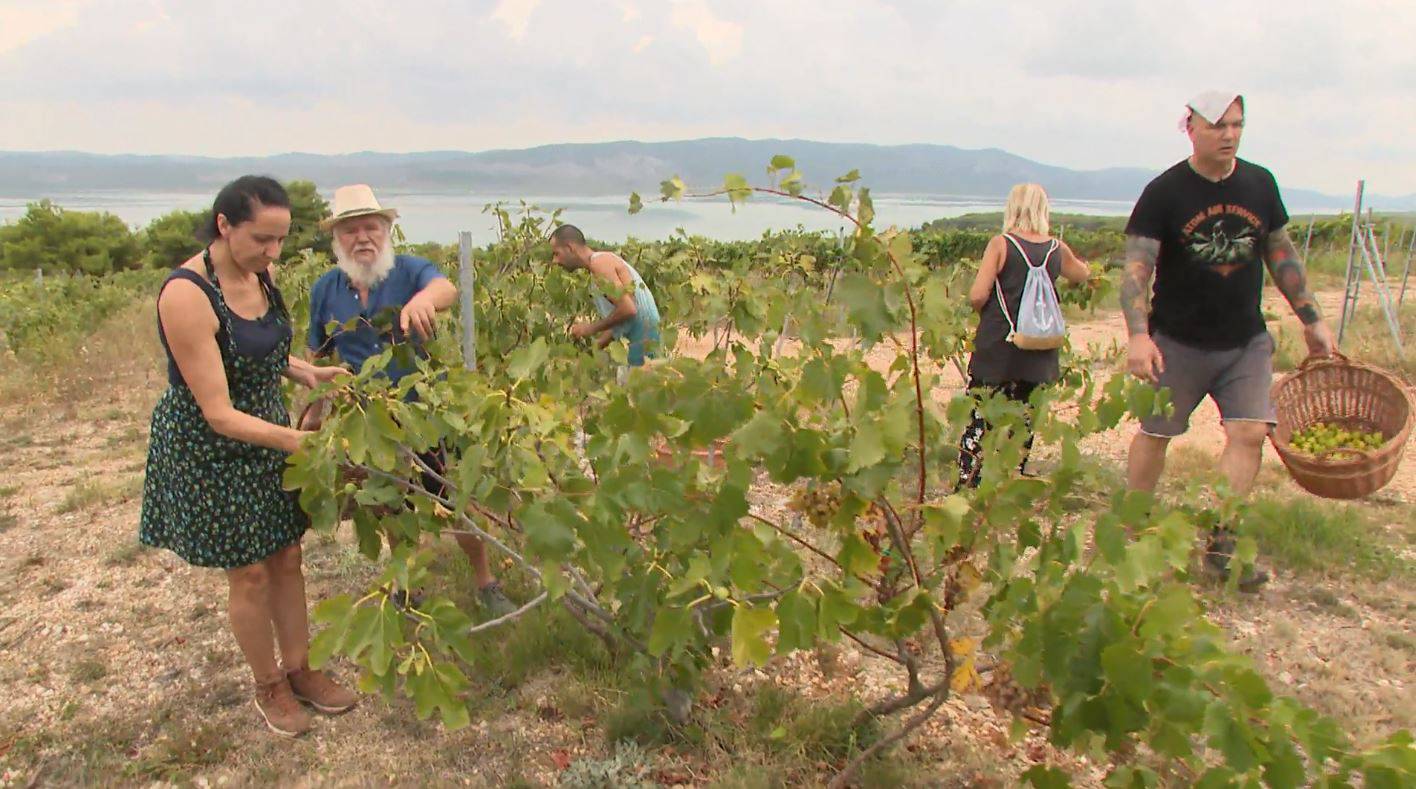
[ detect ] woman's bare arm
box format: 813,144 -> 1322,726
159,279 -> 309,455
968,236 -> 1007,313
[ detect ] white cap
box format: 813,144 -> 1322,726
1179,91 -> 1244,131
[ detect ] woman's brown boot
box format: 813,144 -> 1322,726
254,674 -> 313,737
288,663 -> 359,714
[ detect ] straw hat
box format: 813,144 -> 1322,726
320,184 -> 400,231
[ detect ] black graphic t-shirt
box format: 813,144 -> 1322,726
1126,158 -> 1289,349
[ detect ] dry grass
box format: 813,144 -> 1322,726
0,299 -> 162,407
55,475 -> 143,515
69,659 -> 109,684
1274,299 -> 1416,380
1160,443 -> 1413,580
102,423 -> 147,449
1156,442 -> 1416,749
104,542 -> 146,567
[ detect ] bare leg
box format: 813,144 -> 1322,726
1218,421 -> 1270,496
1126,431 -> 1172,492
271,541 -> 357,716
226,563 -> 280,683
265,542 -> 311,671
1208,420 -> 1272,590
453,532 -> 495,588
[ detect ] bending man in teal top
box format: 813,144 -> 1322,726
549,224 -> 662,367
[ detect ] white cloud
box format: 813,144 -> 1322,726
491,0 -> 542,42
669,0 -> 743,66
0,1 -> 1411,194
0,0 -> 82,55
131,2 -> 172,34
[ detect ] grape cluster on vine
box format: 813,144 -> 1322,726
787,481 -> 843,527
983,661 -> 1049,718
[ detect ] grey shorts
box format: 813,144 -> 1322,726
1140,330 -> 1276,438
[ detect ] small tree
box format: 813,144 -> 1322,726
0,200 -> 141,275
284,180 -> 331,262
141,209 -> 205,269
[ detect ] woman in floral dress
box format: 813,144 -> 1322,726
140,176 -> 356,737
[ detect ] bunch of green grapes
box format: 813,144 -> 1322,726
1289,421 -> 1386,455
983,662 -> 1050,717
787,482 -> 842,527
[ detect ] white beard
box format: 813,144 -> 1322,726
335,241 -> 396,289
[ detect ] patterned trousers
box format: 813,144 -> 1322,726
956,379 -> 1039,490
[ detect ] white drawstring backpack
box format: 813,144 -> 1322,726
994,234 -> 1067,350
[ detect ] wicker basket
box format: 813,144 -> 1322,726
1270,353 -> 1414,499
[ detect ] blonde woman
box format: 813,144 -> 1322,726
958,184 -> 1090,488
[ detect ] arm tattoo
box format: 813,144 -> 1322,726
1264,228 -> 1321,325
1120,236 -> 1160,336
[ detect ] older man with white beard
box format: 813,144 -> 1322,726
307,184 -> 452,378
304,184 -> 516,617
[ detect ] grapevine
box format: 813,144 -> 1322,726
280,161 -> 1414,787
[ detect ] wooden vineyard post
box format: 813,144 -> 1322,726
458,231 -> 476,373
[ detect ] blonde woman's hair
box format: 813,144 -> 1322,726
1002,183 -> 1050,236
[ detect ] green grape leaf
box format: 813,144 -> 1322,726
1101,639 -> 1154,701
775,590 -> 818,654
1204,703 -> 1259,774
836,272 -> 892,341
837,532 -> 881,578
660,176 -> 686,201
829,185 -> 853,212
506,337 -> 550,380
768,154 -> 796,173
521,500 -> 578,561
731,410 -> 786,458
731,605 -> 777,667
781,171 -> 804,197
1263,727 -> 1306,789
1023,765 -> 1072,788
344,411 -> 368,465
921,495 -> 969,549
724,173 -> 752,206
648,607 -> 694,657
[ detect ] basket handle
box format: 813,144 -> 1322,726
1298,351 -> 1349,371
298,397 -> 331,431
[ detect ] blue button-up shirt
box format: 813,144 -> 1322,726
307,254 -> 445,383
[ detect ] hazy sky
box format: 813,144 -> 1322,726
1,0 -> 1412,195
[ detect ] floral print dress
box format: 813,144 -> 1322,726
139,253 -> 307,569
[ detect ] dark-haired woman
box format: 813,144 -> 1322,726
140,176 -> 356,737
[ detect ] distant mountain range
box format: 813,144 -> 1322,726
1,138 -> 1411,211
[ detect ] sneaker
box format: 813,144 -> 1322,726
1203,529 -> 1270,593
254,677 -> 313,737
477,582 -> 518,619
288,664 -> 359,714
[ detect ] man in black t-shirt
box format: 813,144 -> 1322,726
1119,91 -> 1335,591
